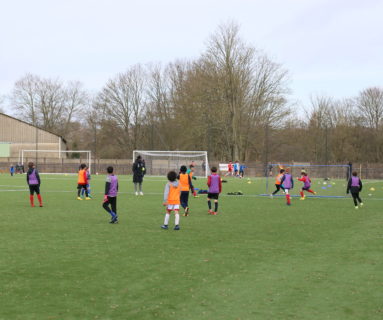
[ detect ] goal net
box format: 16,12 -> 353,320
265,163 -> 351,198
133,150 -> 209,178
20,150 -> 92,174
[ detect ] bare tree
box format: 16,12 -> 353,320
12,74 -> 40,125
202,22 -> 255,160
96,64 -> 147,155
62,81 -> 88,137
11,74 -> 86,137
356,87 -> 383,161
0,95 -> 5,113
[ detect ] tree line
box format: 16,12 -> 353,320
6,22 -> 383,164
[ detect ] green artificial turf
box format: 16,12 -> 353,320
0,174 -> 382,320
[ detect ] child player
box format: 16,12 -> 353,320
102,166 -> 119,223
162,171 -> 181,230
26,162 -> 43,207
347,171 -> 364,209
280,167 -> 293,205
225,161 -> 234,176
207,166 -> 222,215
179,165 -> 193,216
239,163 -> 247,178
234,161 -> 240,177
297,170 -> 316,200
187,164 -> 198,197
81,165 -> 92,198
77,164 -> 90,200
271,168 -> 285,197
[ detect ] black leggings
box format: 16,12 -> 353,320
351,192 -> 362,206
272,184 -> 285,195
180,191 -> 189,209
103,196 -> 117,214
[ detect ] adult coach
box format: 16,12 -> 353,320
132,155 -> 145,195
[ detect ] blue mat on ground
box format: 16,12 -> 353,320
260,194 -> 348,199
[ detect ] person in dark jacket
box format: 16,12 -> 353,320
132,155 -> 145,195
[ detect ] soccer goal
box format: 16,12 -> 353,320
265,163 -> 351,198
133,150 -> 209,178
20,150 -> 92,174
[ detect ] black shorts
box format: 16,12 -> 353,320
29,185 -> 40,195
77,184 -> 87,190
302,187 -> 310,191
350,186 -> 361,194
208,193 -> 219,200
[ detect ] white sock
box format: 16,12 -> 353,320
164,213 -> 170,225
175,213 -> 180,226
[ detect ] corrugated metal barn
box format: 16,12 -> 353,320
0,112 -> 66,159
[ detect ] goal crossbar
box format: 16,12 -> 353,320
133,150 -> 209,178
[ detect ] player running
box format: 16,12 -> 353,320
271,167 -> 285,197
347,171 -> 364,209
280,167 -> 293,206
297,170 -> 316,200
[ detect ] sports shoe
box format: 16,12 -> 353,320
77,197 -> 83,200
161,225 -> 168,229
39,204 -> 43,207
360,202 -> 364,207
109,219 -> 118,224
287,203 -> 291,206
85,197 -> 91,200
183,208 -> 189,216
139,191 -> 144,196
313,192 -> 317,195
174,225 -> 180,230
355,206 -> 359,209
135,192 -> 138,196
300,197 -> 305,200
270,194 -> 273,198
208,209 -> 213,215
212,212 -> 217,215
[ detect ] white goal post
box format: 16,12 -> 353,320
133,150 -> 209,178
20,150 -> 92,173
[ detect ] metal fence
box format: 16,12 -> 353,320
1,158 -> 383,180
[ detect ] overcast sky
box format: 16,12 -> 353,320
1,0 -> 382,112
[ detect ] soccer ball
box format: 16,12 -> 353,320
370,187 -> 375,191
247,181 -> 252,184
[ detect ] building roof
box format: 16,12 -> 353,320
0,112 -> 67,143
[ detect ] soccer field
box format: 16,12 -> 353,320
0,174 -> 382,320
